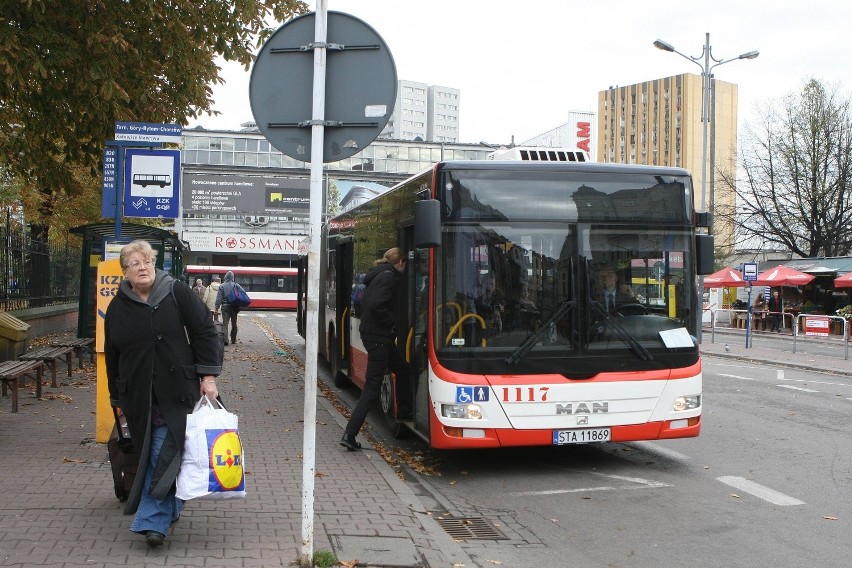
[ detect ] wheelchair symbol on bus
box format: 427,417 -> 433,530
456,386 -> 489,403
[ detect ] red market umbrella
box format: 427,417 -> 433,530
754,265 -> 815,287
704,267 -> 748,288
834,272 -> 852,289
703,266 -> 749,288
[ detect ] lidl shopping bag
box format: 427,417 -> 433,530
176,396 -> 246,500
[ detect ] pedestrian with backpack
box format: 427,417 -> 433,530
215,270 -> 249,345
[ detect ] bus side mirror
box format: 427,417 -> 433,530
695,234 -> 714,275
414,199 -> 441,248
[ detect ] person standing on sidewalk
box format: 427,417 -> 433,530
191,278 -> 206,301
768,289 -> 784,332
104,240 -> 223,548
202,276 -> 221,319
215,270 -> 243,344
341,247 -> 413,451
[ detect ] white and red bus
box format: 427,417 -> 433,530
301,158 -> 714,449
185,265 -> 298,309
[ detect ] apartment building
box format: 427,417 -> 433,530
381,80 -> 460,142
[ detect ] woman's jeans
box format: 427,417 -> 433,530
130,425 -> 183,535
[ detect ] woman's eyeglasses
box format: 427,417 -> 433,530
126,259 -> 154,270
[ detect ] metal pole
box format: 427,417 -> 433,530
299,2 -> 327,567
700,32 -> 710,213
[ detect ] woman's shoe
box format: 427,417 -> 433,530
145,531 -> 165,547
340,434 -> 362,451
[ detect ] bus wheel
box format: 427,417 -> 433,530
329,334 -> 349,388
381,373 -> 411,439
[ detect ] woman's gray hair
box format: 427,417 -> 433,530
119,240 -> 157,269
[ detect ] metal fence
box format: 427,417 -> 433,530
1,215 -> 81,311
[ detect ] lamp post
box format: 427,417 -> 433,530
653,34 -> 758,343
653,33 -> 759,216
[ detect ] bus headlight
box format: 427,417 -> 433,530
441,403 -> 483,420
673,395 -> 701,411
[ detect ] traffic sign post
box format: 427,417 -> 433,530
249,5 -> 396,567
102,140 -> 162,238
742,263 -> 759,348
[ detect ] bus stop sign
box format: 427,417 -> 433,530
249,11 -> 397,163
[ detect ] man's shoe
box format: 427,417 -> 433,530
340,434 -> 361,451
145,531 -> 165,548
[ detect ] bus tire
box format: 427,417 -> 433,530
329,333 -> 349,388
381,373 -> 411,439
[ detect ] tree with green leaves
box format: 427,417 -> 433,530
326,179 -> 341,217
716,79 -> 852,257
0,0 -> 307,232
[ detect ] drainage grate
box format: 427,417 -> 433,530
433,516 -> 508,541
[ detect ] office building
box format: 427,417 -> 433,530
381,80 -> 460,142
598,74 -> 738,249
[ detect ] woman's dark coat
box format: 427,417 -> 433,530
105,270 -> 223,514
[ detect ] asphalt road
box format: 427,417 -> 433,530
261,311 -> 852,568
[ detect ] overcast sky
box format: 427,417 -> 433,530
197,0 -> 852,145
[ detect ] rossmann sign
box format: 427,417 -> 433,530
183,232 -> 303,254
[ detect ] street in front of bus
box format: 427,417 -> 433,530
262,312 -> 852,568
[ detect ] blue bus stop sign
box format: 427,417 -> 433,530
742,262 -> 758,282
123,149 -> 181,219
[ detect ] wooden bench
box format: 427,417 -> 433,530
18,345 -> 74,387
53,337 -> 95,369
0,359 -> 44,413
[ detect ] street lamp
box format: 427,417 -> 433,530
653,34 -> 759,216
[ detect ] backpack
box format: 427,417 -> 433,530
227,283 -> 252,308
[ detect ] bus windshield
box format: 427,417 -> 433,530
434,167 -> 698,377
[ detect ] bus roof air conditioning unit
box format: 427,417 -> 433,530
488,146 -> 589,162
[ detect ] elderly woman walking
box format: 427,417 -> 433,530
104,240 -> 223,547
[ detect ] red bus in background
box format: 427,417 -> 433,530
184,265 -> 298,309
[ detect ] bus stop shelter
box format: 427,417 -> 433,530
70,223 -> 188,337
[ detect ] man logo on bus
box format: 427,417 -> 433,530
556,402 -> 609,415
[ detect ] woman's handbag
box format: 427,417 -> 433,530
176,396 -> 247,500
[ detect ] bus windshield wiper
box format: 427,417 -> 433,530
505,300 -> 576,365
589,302 -> 653,361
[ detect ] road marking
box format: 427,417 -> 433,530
510,473 -> 670,496
719,373 -> 757,381
777,384 -> 819,393
717,476 -> 805,506
631,441 -> 692,461
719,373 -> 851,390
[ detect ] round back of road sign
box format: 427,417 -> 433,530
249,11 -> 397,163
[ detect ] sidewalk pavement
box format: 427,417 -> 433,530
700,327 -> 852,376
0,316 -> 473,568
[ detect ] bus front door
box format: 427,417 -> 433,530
332,240 -> 353,386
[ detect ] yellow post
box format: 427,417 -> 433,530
95,258 -> 124,443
